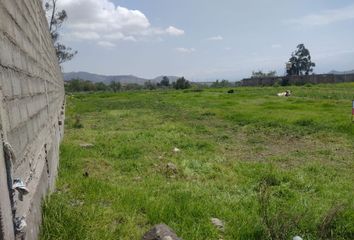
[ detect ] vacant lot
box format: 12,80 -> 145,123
41,83 -> 354,240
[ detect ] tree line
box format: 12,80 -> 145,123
65,77 -> 193,92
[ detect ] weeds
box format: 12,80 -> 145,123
41,84 -> 354,239
73,114 -> 83,128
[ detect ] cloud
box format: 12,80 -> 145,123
97,41 -> 116,48
207,35 -> 224,41
176,47 -> 196,53
56,0 -> 184,45
165,26 -> 185,36
271,44 -> 282,49
286,4 -> 354,26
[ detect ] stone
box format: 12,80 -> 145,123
166,163 -> 178,175
142,224 -> 181,240
173,147 -> 180,153
79,143 -> 94,148
211,217 -> 224,231
293,236 -> 303,240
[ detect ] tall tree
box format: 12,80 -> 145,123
109,81 -> 121,92
160,76 -> 170,87
287,44 -> 315,76
174,77 -> 191,90
45,0 -> 77,64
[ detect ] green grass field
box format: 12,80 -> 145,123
40,83 -> 354,240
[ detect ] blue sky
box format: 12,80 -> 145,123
57,0 -> 354,81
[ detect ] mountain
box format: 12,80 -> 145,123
63,72 -> 180,85
328,70 -> 354,75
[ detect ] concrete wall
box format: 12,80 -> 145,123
0,1 -> 65,239
239,73 -> 354,86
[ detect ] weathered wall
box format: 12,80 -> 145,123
0,0 -> 65,239
239,73 -> 354,86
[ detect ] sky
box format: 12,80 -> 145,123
56,0 -> 354,81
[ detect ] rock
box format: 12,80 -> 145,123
142,224 -> 181,240
133,176 -> 142,181
166,163 -> 178,175
173,147 -> 180,153
211,217 -> 224,231
79,143 -> 94,148
293,236 -> 303,240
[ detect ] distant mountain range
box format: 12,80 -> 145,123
328,70 -> 354,75
63,72 -> 180,85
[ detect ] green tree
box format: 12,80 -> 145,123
45,0 -> 77,64
287,44 -> 315,76
109,81 -> 121,92
144,81 -> 157,90
95,82 -> 108,91
160,76 -> 170,87
252,70 -> 277,78
211,79 -> 232,88
174,77 -> 191,90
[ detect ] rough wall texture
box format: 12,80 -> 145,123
0,1 -> 65,239
239,73 -> 354,86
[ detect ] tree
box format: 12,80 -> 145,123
252,70 -> 277,78
109,81 -> 121,92
211,79 -> 232,88
45,0 -> 77,64
287,44 -> 315,76
173,77 -> 191,90
144,80 -> 157,90
160,76 -> 170,87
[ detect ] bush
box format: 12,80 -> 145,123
73,114 -> 83,129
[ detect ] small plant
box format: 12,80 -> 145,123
73,114 -> 83,129
258,180 -> 303,240
273,82 -> 280,87
317,204 -> 345,239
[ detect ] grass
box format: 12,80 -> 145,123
40,83 -> 354,240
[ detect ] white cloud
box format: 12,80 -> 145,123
97,41 -> 116,48
165,26 -> 185,36
176,47 -> 196,53
207,35 -> 224,41
286,4 -> 354,26
271,44 -> 282,49
56,0 -> 184,45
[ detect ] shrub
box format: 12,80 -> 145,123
73,114 -> 83,129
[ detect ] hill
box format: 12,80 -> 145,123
63,72 -> 180,85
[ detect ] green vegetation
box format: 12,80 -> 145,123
287,44 -> 316,76
41,83 -> 354,240
65,77 -> 192,93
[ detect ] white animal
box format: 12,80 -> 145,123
277,90 -> 291,97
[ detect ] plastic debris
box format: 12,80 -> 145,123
15,216 -> 27,237
13,179 -> 29,201
79,143 -> 94,148
211,217 -> 225,231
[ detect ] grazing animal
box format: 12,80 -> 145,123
277,90 -> 291,97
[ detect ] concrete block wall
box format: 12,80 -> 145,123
240,73 -> 354,86
0,0 -> 65,239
